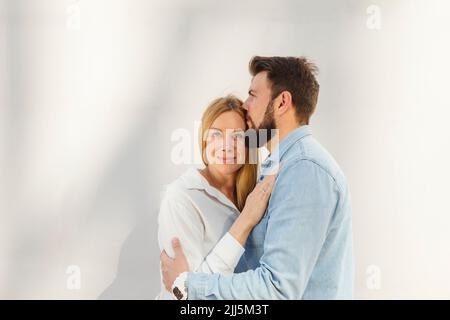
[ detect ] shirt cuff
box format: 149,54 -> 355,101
187,272 -> 221,300
211,232 -> 245,270
187,272 -> 207,300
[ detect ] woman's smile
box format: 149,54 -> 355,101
216,154 -> 238,164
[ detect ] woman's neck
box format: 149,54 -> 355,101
201,166 -> 237,206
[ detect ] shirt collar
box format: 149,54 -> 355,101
261,125 -> 312,174
182,167 -> 239,212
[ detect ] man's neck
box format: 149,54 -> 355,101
266,123 -> 306,154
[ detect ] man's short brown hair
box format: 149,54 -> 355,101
249,56 -> 320,124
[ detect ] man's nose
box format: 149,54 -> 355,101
242,100 -> 249,111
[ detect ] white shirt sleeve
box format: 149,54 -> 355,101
158,187 -> 245,275
202,232 -> 245,274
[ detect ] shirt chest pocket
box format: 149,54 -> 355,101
247,213 -> 269,248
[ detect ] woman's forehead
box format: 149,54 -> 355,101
210,111 -> 245,130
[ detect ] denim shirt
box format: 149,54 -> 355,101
187,125 -> 354,299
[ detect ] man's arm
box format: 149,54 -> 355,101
160,174 -> 277,290
187,159 -> 339,299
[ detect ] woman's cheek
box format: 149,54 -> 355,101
204,142 -> 216,164
238,153 -> 246,165
236,142 -> 246,164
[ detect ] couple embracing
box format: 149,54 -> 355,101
156,56 -> 353,300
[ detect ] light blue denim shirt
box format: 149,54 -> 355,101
186,125 -> 354,299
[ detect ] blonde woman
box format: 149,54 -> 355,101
156,95 -> 275,299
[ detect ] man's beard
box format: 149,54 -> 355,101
246,100 -> 277,148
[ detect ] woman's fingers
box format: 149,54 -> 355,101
262,174 -> 276,189
265,174 -> 276,186
255,174 -> 276,198
263,181 -> 275,200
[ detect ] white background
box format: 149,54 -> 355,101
1,0 -> 449,299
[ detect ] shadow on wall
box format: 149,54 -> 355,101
98,211 -> 161,300
96,8 -> 202,301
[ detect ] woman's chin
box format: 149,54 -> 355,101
211,163 -> 243,175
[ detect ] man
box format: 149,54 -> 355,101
160,56 -> 354,299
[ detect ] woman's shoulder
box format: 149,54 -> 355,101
158,168 -> 205,222
160,167 -> 203,204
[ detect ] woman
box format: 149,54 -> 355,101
156,95 -> 274,299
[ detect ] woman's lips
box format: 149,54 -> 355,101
217,155 -> 237,163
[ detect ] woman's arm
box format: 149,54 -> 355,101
158,187 -> 242,275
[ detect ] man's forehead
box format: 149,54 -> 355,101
250,71 -> 270,91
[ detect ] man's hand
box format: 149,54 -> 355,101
160,238 -> 189,291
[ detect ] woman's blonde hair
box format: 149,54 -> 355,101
199,95 -> 257,211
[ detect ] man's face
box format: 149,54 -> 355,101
243,71 -> 277,145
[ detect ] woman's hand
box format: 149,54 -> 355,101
229,174 -> 276,246
241,174 -> 276,226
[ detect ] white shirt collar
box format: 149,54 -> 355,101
181,167 -> 240,212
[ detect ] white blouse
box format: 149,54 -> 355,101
156,167 -> 245,300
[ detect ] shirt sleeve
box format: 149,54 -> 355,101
186,159 -> 340,299
204,232 -> 245,274
158,186 -> 245,275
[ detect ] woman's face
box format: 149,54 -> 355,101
204,111 -> 247,175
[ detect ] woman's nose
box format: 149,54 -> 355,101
222,136 -> 235,152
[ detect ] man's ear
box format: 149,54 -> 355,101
275,91 -> 293,115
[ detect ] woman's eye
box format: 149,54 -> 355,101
210,131 -> 222,138
232,132 -> 245,140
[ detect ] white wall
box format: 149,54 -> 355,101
1,0 -> 449,299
